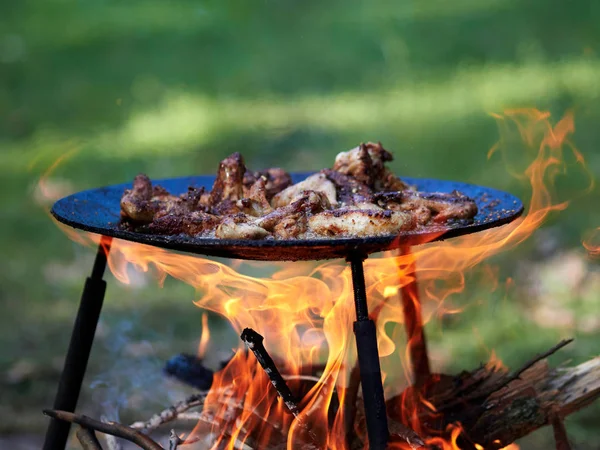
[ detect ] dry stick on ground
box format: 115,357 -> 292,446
130,392 -> 210,433
43,410 -> 163,450
240,328 -> 319,446
76,426 -> 104,450
130,375 -> 319,433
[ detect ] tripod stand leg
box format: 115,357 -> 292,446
43,237 -> 112,450
348,253 -> 389,450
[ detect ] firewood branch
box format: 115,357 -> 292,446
130,391 -> 210,433
43,410 -> 163,450
437,338 -> 574,413
390,344 -> 600,449
101,416 -> 123,450
486,338 -> 574,396
76,426 -> 104,450
241,328 -> 319,446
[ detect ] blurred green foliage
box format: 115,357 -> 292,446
0,0 -> 599,448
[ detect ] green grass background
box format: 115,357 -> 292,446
0,0 -> 599,448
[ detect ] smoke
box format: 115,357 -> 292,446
89,313 -> 186,423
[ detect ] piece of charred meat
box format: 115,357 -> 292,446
120,174 -> 155,223
120,143 -> 482,240
333,142 -> 409,191
308,209 -> 415,238
180,186 -> 206,212
374,190 -> 478,224
256,190 -> 331,239
208,152 -> 246,210
121,175 -> 182,223
144,211 -> 222,236
244,168 -> 292,200
271,173 -> 337,208
215,219 -> 269,240
237,177 -> 273,217
321,169 -> 372,205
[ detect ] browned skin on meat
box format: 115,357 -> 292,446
321,168 -> 372,205
308,208 -> 416,237
270,173 -> 337,208
244,168 -> 292,200
147,211 -> 223,236
180,186 -> 206,212
131,174 -> 153,199
147,187 -> 209,224
333,142 -> 409,191
373,190 -> 478,224
121,144 -> 480,239
209,152 -> 246,208
237,177 -> 273,217
120,174 -> 157,223
256,190 -> 331,239
215,219 -> 269,240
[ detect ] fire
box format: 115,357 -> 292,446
583,227 -> 600,259
38,109 -> 592,448
198,312 -> 211,360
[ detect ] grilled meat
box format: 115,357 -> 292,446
120,174 -> 155,223
333,142 -> 409,191
374,190 -> 478,224
180,186 -> 206,212
237,177 -> 273,217
209,152 -> 246,208
120,144 -> 479,239
256,190 -> 331,239
271,173 -> 337,208
308,209 -> 415,237
121,174 -> 183,223
146,211 -> 222,236
244,168 -> 292,200
215,219 -> 269,240
321,169 -> 372,205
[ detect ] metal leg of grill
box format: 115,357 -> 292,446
43,237 -> 112,450
399,246 -> 430,388
348,253 -> 389,450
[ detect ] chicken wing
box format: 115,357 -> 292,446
271,173 -> 337,208
308,209 -> 416,237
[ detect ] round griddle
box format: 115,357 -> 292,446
51,173 -> 524,261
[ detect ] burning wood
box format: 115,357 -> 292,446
58,341 -> 599,450
241,327 -> 320,446
386,344 -> 600,449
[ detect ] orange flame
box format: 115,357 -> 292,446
37,109 -> 592,449
583,227 -> 600,259
198,312 -> 211,360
